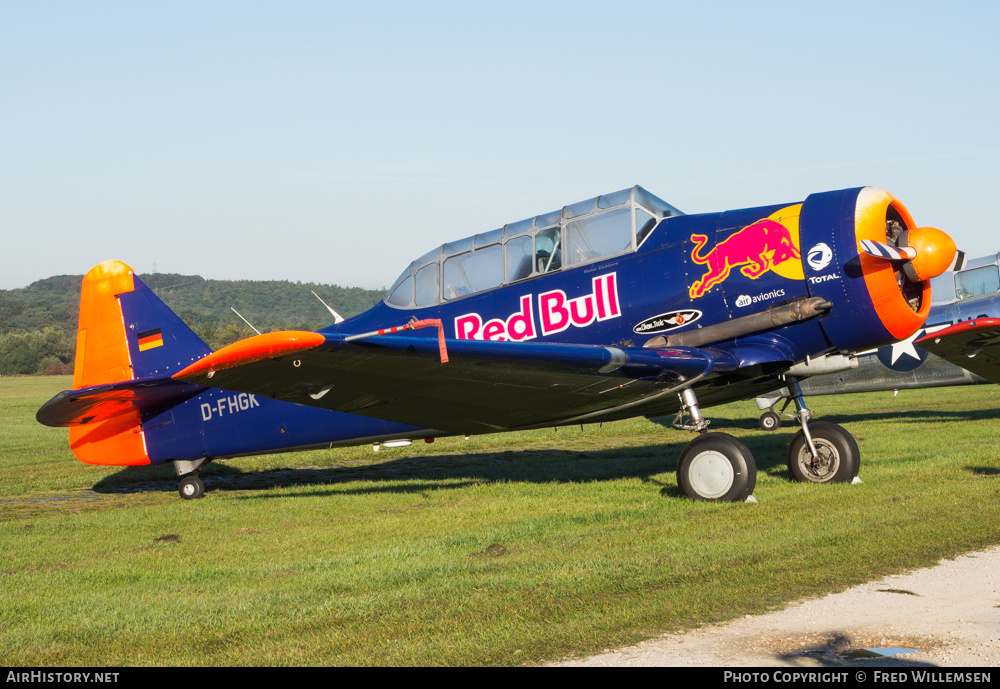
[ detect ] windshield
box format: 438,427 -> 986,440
385,185 -> 682,309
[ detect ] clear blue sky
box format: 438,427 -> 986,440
2,0 -> 997,291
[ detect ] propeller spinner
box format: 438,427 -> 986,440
859,225 -> 957,281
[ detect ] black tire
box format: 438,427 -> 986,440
677,432 -> 757,502
179,474 -> 205,500
786,421 -> 860,484
759,411 -> 781,431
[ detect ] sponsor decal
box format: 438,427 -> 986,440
137,328 -> 164,351
808,273 -> 842,284
200,393 -> 260,422
734,289 -> 786,308
688,205 -> 804,299
455,294 -> 536,342
455,273 -> 620,341
804,242 -> 841,284
806,242 -> 833,271
633,310 -> 702,334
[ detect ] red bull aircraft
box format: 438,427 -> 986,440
37,186 -> 957,502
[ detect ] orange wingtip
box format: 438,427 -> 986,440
172,331 -> 326,380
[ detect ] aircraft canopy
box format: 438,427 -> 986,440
385,185 -> 682,309
931,253 -> 1000,304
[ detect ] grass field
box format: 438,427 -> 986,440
2,375 -> 999,666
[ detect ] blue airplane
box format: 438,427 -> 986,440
752,251 -> 1000,430
36,185 -> 959,502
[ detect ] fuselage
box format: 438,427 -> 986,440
46,185 -> 954,469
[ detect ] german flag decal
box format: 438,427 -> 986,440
137,328 -> 164,352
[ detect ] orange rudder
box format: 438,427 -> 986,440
68,260 -> 150,466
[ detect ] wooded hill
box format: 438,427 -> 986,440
0,272 -> 385,376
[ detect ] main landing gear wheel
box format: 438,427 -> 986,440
179,473 -> 205,500
677,432 -> 757,502
759,411 -> 781,431
787,421 -> 860,484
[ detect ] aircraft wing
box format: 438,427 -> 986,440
915,318 -> 1000,384
169,330 -> 752,434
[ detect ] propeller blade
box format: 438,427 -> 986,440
859,239 -> 917,261
951,250 -> 968,272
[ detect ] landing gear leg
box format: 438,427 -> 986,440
673,387 -> 711,433
785,377 -> 860,484
674,388 -> 757,502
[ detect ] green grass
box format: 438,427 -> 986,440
2,376 -> 999,665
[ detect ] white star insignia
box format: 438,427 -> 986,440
889,323 -> 951,364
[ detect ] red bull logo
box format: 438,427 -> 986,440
688,206 -> 804,299
455,273 -> 620,341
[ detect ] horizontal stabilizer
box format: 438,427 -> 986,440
36,377 -> 207,428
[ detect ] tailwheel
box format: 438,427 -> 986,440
178,473 -> 205,500
759,411 -> 781,431
787,421 -> 860,484
677,432 -> 757,502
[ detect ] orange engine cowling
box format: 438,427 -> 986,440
799,187 -> 956,352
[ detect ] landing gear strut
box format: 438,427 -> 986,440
671,377 -> 860,500
673,387 -> 756,502
783,377 -> 860,484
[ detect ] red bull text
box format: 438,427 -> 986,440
455,273 -> 620,341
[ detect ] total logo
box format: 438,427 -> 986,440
807,243 -> 833,271
805,242 -> 841,284
735,289 -> 785,308
455,273 -> 621,341
808,273 -> 842,284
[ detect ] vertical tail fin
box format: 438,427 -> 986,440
68,260 -> 211,465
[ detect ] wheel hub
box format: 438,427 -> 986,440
803,441 -> 837,479
688,450 -> 735,499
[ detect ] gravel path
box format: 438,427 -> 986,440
555,546 -> 1000,667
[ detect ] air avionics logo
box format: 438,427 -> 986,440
688,205 -> 804,299
455,273 -> 621,341
735,289 -> 786,308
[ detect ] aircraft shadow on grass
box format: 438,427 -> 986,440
91,436 -> 777,500
93,404 -> 998,501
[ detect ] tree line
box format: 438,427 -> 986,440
0,272 -> 385,376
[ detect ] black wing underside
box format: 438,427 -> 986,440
173,333 -> 741,434
39,329 -> 799,435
